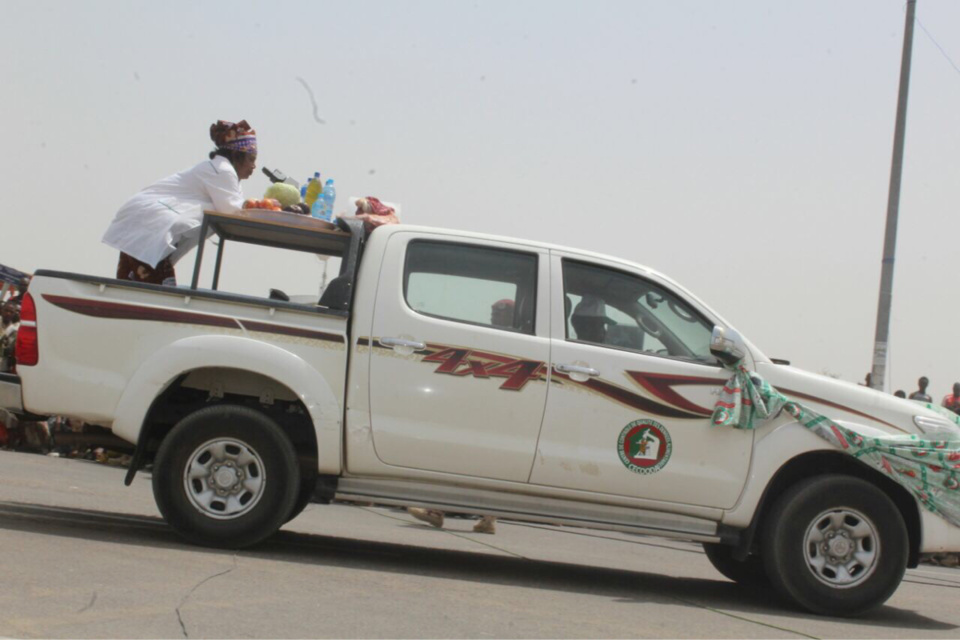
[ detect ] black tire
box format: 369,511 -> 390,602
761,474 -> 908,616
703,543 -> 768,587
285,467 -> 318,524
152,405 -> 300,549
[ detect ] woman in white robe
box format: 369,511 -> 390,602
101,120 -> 257,284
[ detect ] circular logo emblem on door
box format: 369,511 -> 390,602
617,419 -> 672,475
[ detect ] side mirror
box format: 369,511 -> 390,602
710,326 -> 747,365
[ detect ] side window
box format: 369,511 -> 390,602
562,260 -> 717,364
404,240 -> 537,334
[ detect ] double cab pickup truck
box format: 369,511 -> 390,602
3,209 -> 959,616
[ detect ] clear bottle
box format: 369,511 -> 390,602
304,171 -> 322,207
311,179 -> 336,221
320,179 -> 336,221
310,194 -> 325,219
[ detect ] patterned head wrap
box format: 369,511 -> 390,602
210,119 -> 257,153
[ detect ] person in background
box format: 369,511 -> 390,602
460,300 -> 521,534
7,277 -> 29,306
942,383 -> 960,415
0,410 -> 11,448
0,301 -> 21,447
405,299 -> 518,535
894,390 -> 906,398
490,298 -> 515,330
909,376 -> 933,403
0,301 -> 19,373
101,120 -> 257,285
570,294 -> 615,344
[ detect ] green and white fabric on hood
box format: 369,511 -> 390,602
713,363 -> 960,529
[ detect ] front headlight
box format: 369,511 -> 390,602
913,414 -> 960,437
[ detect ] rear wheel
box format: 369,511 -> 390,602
702,543 -> 767,586
761,474 -> 908,616
152,405 -> 300,548
285,467 -> 318,524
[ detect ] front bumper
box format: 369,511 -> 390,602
0,373 -> 23,413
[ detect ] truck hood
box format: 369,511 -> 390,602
755,362 -> 949,437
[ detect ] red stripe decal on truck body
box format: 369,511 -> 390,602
43,294 -> 345,343
43,294 -> 240,329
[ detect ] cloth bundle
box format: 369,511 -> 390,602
345,197 -> 400,233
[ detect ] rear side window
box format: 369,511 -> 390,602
404,240 -> 537,334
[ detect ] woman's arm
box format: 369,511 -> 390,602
202,160 -> 245,213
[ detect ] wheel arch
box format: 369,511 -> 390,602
116,335 -> 342,482
737,450 -> 921,568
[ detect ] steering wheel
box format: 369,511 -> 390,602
637,314 -> 662,337
668,299 -> 698,323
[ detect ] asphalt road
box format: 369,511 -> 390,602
1,450 -> 959,639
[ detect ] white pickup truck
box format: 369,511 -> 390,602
3,209 -> 958,616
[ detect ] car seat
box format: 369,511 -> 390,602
318,275 -> 352,311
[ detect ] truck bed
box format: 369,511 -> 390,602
18,271 -> 350,438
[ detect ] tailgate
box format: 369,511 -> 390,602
0,372 -> 49,420
0,372 -> 22,413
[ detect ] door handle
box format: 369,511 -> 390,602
379,337 -> 426,351
555,363 -> 600,377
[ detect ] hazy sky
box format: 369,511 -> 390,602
4,0 -> 960,396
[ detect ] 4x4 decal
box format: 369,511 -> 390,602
362,337 -> 550,391
422,347 -> 546,391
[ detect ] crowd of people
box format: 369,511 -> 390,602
890,376 -> 960,415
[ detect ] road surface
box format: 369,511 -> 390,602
1,450 -> 958,638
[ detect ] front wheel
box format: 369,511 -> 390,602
152,405 -> 300,548
761,475 -> 908,616
702,543 -> 767,587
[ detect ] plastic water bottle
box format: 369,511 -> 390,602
310,179 -> 336,221
310,195 -> 325,219
304,171 -> 322,208
320,179 -> 336,220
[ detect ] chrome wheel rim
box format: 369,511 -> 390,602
803,507 -> 880,588
183,438 -> 266,520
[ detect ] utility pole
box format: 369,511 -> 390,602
871,0 -> 917,391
